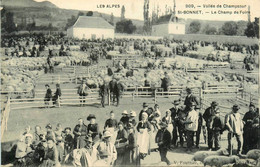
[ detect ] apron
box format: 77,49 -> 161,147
137,129 -> 150,154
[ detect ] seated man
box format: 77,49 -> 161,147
97,131 -> 117,166
15,134 -> 34,166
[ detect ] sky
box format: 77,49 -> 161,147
35,0 -> 260,21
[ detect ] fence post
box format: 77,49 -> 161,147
75,77 -> 77,84
73,66 -> 76,74
58,75 -> 60,84
154,89 -> 157,104
249,92 -> 252,103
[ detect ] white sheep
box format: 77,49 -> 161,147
232,158 -> 257,167
246,149 -> 260,160
203,155 -> 239,167
192,148 -> 229,162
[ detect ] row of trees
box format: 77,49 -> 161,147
188,19 -> 259,38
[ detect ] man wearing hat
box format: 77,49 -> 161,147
184,88 -> 200,111
169,100 -> 181,148
45,124 -> 56,142
183,102 -> 198,153
242,103 -> 258,154
114,78 -> 123,107
99,80 -> 109,108
226,104 -> 244,155
211,108 -> 224,151
139,102 -> 149,121
78,137 -> 99,166
15,134 -> 34,166
97,131 -> 117,166
44,84 -> 52,107
155,122 -> 171,165
109,78 -> 117,105
52,83 -> 61,106
129,111 -> 137,127
203,101 -> 219,150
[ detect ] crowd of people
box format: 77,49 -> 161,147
15,87 -> 260,166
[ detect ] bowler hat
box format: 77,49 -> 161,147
87,114 -> 96,121
249,102 -> 255,108
85,137 -> 93,143
45,84 -> 50,87
186,88 -> 192,93
46,123 -> 52,129
143,102 -> 148,107
211,101 -> 218,107
172,100 -> 180,105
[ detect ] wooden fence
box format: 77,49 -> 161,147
6,83 -> 258,111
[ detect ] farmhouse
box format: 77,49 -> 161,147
151,14 -> 186,36
67,16 -> 114,39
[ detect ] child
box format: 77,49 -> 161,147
64,127 -> 74,157
212,109 -> 223,150
126,124 -> 139,165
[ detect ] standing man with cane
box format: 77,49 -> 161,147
225,104 -> 244,156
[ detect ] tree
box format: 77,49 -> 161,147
65,15 -> 77,29
203,24 -> 217,35
116,19 -> 136,34
220,21 -> 238,36
188,21 -> 201,34
86,11 -> 93,16
245,18 -> 259,38
236,21 -> 248,36
78,11 -> 85,16
121,5 -> 125,20
2,11 -> 17,33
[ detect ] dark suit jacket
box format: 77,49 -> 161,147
184,94 -> 200,107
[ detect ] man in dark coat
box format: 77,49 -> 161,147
99,81 -> 109,108
184,88 -> 200,111
109,78 -> 117,104
169,100 -> 181,147
139,103 -> 149,121
203,101 -> 218,150
73,118 -> 87,149
44,84 -> 52,107
114,79 -> 123,106
155,122 -> 171,165
52,84 -> 61,105
161,72 -> 170,92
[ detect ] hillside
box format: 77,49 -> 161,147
1,0 -> 144,31
1,0 -> 247,34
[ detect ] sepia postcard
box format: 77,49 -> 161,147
1,0 -> 259,166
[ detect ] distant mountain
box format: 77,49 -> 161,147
2,0 -> 57,8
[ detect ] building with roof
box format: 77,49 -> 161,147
67,16 -> 114,39
151,14 -> 186,36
